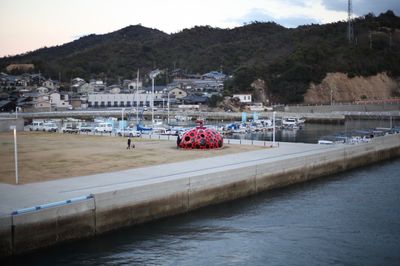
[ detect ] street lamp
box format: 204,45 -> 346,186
10,125 -> 19,184
167,91 -> 170,124
136,69 -> 140,126
149,69 -> 161,127
272,111 -> 276,146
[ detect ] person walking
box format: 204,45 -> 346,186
176,134 -> 181,149
127,137 -> 131,149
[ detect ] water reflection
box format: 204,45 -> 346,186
227,118 -> 399,143
4,159 -> 400,266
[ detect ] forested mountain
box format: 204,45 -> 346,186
1,10 -> 400,103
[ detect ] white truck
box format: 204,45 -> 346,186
95,122 -> 113,133
62,122 -> 79,133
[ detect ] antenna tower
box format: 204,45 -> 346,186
347,0 -> 354,43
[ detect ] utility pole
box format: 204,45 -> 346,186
347,0 -> 354,44
149,69 -> 160,127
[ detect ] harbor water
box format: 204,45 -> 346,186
2,120 -> 400,265
3,160 -> 400,265
229,118 -> 400,143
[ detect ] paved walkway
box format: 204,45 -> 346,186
0,142 -> 339,216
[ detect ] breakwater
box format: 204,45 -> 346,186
1,134 -> 400,257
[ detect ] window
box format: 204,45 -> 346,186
94,101 -> 99,107
114,101 -> 118,107
120,101 -> 125,107
127,101 -> 131,107
100,101 -> 105,107
107,101 -> 111,107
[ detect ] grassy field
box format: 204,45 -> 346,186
0,132 -> 265,184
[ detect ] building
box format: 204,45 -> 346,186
169,88 -> 188,100
88,93 -> 155,108
0,100 -> 16,112
50,92 -> 71,110
42,79 -> 59,90
202,71 -> 226,80
233,94 -> 252,103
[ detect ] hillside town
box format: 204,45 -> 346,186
0,69 -> 234,112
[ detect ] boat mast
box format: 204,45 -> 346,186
136,69 -> 139,125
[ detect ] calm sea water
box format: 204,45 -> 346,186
4,159 -> 400,265
2,121 -> 400,265
230,118 -> 400,143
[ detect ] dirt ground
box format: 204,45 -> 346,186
0,132 -> 265,184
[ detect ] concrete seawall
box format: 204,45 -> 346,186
1,134 -> 400,257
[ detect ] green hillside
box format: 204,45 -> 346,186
1,10 -> 399,103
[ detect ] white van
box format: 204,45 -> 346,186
95,122 -> 113,133
29,120 -> 44,131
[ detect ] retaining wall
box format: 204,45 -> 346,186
1,134 -> 400,257
0,118 -> 24,132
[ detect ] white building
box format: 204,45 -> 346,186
50,92 -> 71,109
88,93 -> 155,108
233,94 -> 252,103
42,79 -> 58,90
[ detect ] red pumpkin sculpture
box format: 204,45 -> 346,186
178,120 -> 223,149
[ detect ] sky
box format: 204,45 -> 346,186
0,0 -> 399,58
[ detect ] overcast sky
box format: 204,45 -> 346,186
0,0 -> 399,57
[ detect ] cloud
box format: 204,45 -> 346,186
279,16 -> 319,28
230,8 -> 318,28
322,0 -> 400,16
229,0 -> 346,28
228,8 -> 274,24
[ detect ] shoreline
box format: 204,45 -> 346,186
1,134 -> 400,257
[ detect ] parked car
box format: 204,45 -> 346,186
78,122 -> 93,132
42,122 -> 58,132
116,127 -> 141,137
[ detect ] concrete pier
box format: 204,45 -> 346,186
1,134 -> 400,257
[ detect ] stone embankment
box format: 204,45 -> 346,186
1,134 -> 400,257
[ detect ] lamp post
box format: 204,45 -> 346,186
149,69 -> 160,127
272,111 -> 276,146
167,92 -> 170,124
136,69 -> 139,126
10,126 -> 19,184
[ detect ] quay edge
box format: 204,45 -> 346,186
1,134 -> 400,258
